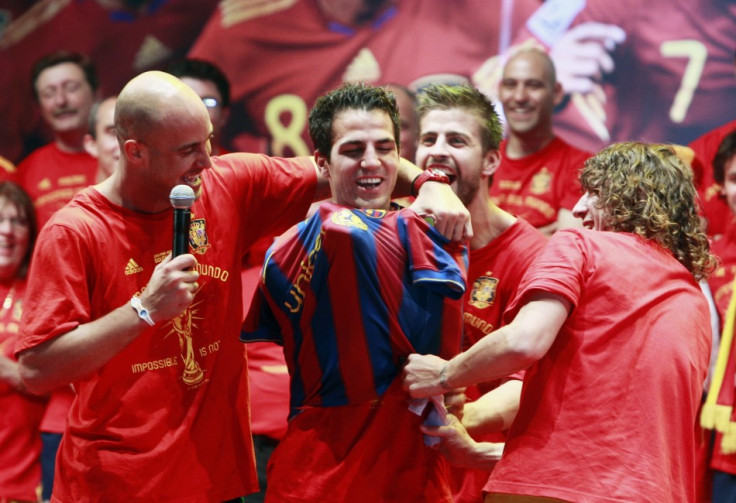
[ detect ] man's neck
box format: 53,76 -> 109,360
97,172 -> 169,214
466,194 -> 516,250
54,130 -> 87,154
504,129 -> 555,160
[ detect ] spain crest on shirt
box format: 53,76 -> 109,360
189,218 -> 211,254
530,167 -> 552,195
468,274 -> 498,309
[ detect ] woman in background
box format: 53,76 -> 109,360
0,181 -> 45,503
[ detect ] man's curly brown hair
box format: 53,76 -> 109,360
579,142 -> 716,281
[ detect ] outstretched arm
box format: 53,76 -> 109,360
404,292 -> 570,398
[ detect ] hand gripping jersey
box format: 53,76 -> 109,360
242,201 -> 467,502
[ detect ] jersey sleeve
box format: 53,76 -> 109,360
209,153 -> 317,250
241,286 -> 285,345
503,229 -> 587,323
241,223 -> 308,344
16,222 -> 93,354
401,211 -> 468,299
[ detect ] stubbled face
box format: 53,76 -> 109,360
573,191 -> 609,231
417,108 -> 495,206
85,97 -> 120,178
36,62 -> 95,135
722,155 -> 736,217
318,108 -> 399,209
499,52 -> 558,137
138,98 -> 213,203
0,198 -> 30,280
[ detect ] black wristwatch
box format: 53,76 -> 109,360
411,169 -> 451,197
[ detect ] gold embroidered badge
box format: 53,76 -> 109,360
468,274 -> 499,309
530,167 -> 552,195
189,218 -> 211,254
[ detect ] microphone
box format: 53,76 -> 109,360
170,185 -> 196,257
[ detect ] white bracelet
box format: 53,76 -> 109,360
130,296 -> 155,326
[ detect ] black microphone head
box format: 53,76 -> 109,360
169,185 -> 196,210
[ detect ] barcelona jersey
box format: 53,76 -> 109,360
242,201 -> 467,417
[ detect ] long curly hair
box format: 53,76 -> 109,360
580,142 -> 715,280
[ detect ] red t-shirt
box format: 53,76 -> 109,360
15,143 -> 97,229
464,218 -> 547,348
489,137 -> 590,228
17,154 -> 316,502
266,379 -> 453,503
0,279 -> 47,502
486,229 -> 711,502
189,0 -> 539,155
689,120 -> 736,238
453,217 -> 547,503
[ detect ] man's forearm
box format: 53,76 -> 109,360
394,157 -> 422,196
19,302 -> 150,394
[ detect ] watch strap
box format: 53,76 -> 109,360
411,169 -> 451,197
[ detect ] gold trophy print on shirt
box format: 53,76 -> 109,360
171,300 -> 205,386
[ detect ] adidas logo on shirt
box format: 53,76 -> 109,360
125,259 -> 144,275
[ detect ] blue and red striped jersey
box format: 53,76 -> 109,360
242,201 -> 467,416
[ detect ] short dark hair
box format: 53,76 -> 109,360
308,82 -> 400,159
167,58 -> 231,108
713,129 -> 736,185
417,83 -> 502,153
31,51 -> 98,101
0,182 -> 37,278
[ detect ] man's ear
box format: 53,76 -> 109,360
482,149 -> 501,179
552,82 -> 564,107
314,150 -> 330,178
123,139 -> 145,165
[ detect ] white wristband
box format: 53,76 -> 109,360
130,296 -> 155,326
